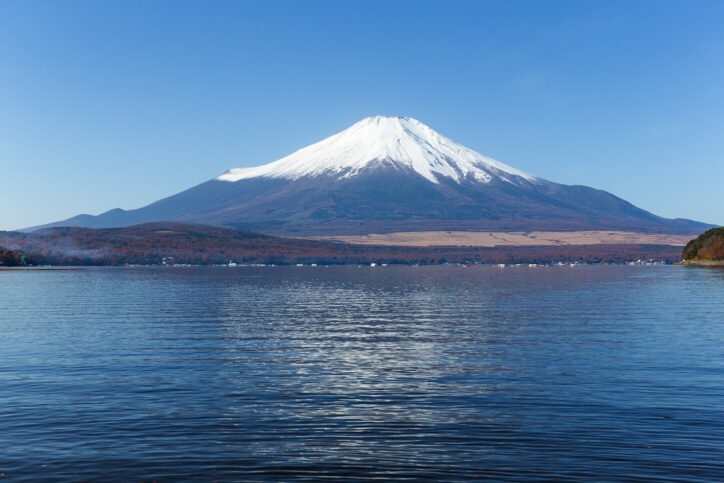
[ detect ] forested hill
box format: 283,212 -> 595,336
683,227 -> 724,261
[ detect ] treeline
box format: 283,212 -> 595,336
0,247 -> 25,266
682,227 -> 724,261
0,223 -> 686,266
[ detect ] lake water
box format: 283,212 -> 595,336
1,265 -> 723,481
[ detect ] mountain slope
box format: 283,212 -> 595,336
217,116 -> 537,184
34,116 -> 710,235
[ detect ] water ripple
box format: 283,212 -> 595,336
1,265 -> 723,480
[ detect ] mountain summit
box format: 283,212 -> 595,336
35,116 -> 709,235
217,116 -> 537,185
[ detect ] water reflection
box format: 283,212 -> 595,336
1,265 -> 723,480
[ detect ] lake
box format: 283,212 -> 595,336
1,265 -> 723,481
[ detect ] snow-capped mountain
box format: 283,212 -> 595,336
34,116 -> 708,235
217,116 -> 537,185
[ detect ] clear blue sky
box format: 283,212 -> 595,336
2,0 -> 723,230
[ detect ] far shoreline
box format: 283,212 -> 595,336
680,260 -> 724,267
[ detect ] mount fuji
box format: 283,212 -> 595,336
36,116 -> 708,235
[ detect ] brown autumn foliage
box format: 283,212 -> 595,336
682,227 -> 724,261
0,247 -> 24,266
0,223 -> 684,266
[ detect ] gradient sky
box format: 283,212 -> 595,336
2,0 -> 723,230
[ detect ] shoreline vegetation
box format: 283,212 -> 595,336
680,260 -> 724,267
682,227 -> 724,263
0,222 -> 699,267
0,247 -> 30,267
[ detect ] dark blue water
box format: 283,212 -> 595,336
1,265 -> 723,481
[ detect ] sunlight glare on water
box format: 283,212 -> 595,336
1,265 -> 723,480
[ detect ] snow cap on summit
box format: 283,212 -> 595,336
218,116 -> 538,184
